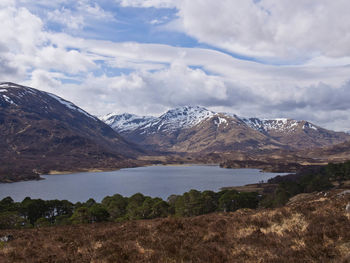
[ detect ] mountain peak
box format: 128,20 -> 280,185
162,105 -> 210,114
0,82 -> 26,88
159,105 -> 214,128
0,82 -> 98,121
148,106 -> 215,133
102,112 -> 157,133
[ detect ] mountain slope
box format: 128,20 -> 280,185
171,113 -> 284,153
0,82 -> 143,182
242,118 -> 349,149
102,106 -> 350,153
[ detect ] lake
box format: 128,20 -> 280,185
0,165 -> 288,202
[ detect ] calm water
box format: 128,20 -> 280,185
0,165 -> 288,202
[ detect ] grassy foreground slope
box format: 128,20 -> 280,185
0,189 -> 349,263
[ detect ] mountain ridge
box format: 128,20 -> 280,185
102,106 -> 350,152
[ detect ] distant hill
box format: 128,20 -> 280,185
102,106 -> 350,153
0,82 -> 143,182
301,140 -> 350,162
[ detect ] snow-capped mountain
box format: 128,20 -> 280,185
0,82 -> 98,121
102,106 -> 321,136
101,106 -> 350,152
156,106 -> 215,132
241,117 -> 320,133
102,106 -> 215,134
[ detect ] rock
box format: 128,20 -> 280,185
337,190 -> 350,196
346,203 -> 350,213
0,235 -> 14,242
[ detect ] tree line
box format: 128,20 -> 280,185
262,160 -> 350,207
0,189 -> 260,229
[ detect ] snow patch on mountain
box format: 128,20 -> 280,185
157,106 -> 215,132
0,82 -> 40,98
241,118 -> 302,133
0,82 -> 19,88
47,93 -> 98,121
214,117 -> 228,127
1,94 -> 16,105
102,113 -> 157,133
303,122 -> 318,131
0,82 -> 35,93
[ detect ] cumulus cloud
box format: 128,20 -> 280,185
119,0 -> 350,62
0,3 -> 100,79
0,57 -> 19,80
50,61 -> 230,116
28,70 -> 63,93
47,1 -> 115,31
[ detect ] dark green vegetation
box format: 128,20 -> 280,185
1,161 -> 350,230
0,190 -> 260,229
263,161 -> 350,207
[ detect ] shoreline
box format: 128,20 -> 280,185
45,162 -> 219,176
0,159 -> 311,184
47,168 -> 118,175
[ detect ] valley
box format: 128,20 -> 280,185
1,82 -> 350,183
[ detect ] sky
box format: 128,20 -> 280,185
1,0 -> 350,131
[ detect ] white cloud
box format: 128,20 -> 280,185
46,1 -> 115,30
117,0 -> 176,8
0,0 -> 15,7
77,0 -> 115,20
118,0 -> 350,62
176,0 -> 350,60
0,6 -> 45,54
35,46 -> 97,74
47,8 -> 84,30
28,70 -> 63,92
42,61 -> 228,117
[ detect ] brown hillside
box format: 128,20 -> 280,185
0,189 -> 349,262
0,82 -> 144,182
172,114 -> 284,153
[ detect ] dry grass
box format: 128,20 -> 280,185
0,189 -> 349,262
